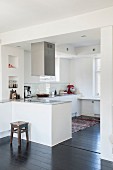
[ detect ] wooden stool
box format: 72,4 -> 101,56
10,121 -> 29,146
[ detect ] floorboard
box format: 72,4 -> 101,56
0,124 -> 112,170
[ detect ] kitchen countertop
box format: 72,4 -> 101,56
21,98 -> 71,105
0,94 -> 77,103
77,97 -> 100,101
0,99 -> 14,103
0,94 -> 78,104
0,94 -> 100,104
0,98 -> 71,105
35,94 -> 77,98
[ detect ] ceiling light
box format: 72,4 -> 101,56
66,48 -> 69,51
81,35 -> 87,38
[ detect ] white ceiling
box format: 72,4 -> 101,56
0,0 -> 113,33
13,28 -> 100,51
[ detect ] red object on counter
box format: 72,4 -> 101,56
67,84 -> 75,94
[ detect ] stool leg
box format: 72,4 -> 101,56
18,127 -> 21,146
26,126 -> 29,143
10,126 -> 13,145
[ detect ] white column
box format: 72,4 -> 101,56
0,44 -> 2,100
101,26 -> 113,161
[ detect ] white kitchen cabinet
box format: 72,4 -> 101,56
0,102 -> 12,132
59,95 -> 80,117
12,101 -> 72,146
80,99 -> 100,117
48,95 -> 80,117
93,101 -> 100,115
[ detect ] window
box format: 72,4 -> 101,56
94,58 -> 101,97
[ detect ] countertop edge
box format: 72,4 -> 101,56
77,97 -> 100,101
0,99 -> 72,105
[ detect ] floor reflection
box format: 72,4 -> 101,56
10,140 -> 31,165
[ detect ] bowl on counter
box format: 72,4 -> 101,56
36,94 -> 49,98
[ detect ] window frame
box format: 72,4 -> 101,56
93,56 -> 101,97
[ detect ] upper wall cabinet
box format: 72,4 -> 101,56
55,58 -> 70,83
31,42 -> 55,76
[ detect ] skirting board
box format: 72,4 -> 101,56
0,130 -> 10,138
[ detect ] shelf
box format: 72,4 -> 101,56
8,68 -> 19,76
9,87 -> 18,89
8,55 -> 19,97
8,55 -> 18,68
8,76 -> 18,89
8,76 -> 18,79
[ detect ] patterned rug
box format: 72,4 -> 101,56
72,115 -> 100,133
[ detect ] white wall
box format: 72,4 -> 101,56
24,50 -> 70,84
70,56 -> 94,97
24,46 -> 100,97
24,51 -> 69,95
24,51 -> 40,83
59,58 -> 70,83
69,45 -> 101,97
55,45 -> 75,83
0,44 -> 2,99
1,45 -> 24,99
56,44 -> 76,58
75,45 -> 100,55
1,7 -> 113,45
100,26 -> 113,161
24,51 -> 70,94
55,58 -> 60,81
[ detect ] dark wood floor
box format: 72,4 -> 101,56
0,124 -> 113,170
63,123 -> 100,153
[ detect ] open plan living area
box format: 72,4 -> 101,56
0,0 -> 113,170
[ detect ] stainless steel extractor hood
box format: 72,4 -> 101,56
31,41 -> 55,76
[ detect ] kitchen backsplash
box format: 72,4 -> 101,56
24,83 -> 68,95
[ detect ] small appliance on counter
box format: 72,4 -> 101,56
54,90 -> 57,95
24,86 -> 31,98
67,84 -> 75,94
10,89 -> 20,99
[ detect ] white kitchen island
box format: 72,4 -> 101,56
11,99 -> 72,147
